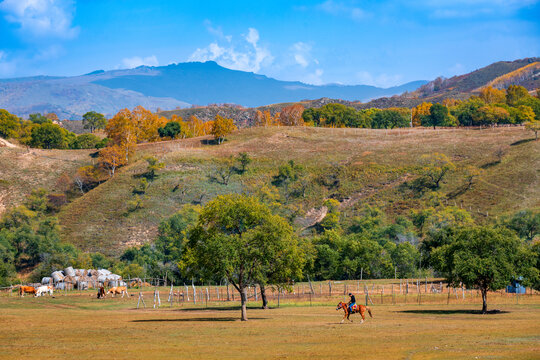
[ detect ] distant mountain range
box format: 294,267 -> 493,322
0,61 -> 426,119
359,57 -> 540,109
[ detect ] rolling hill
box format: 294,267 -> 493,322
1,126 -> 538,255
0,61 -> 426,120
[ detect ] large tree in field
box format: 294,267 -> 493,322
82,111 -> 107,133
422,103 -> 450,129
183,194 -> 303,321
432,226 -> 538,314
211,115 -> 236,144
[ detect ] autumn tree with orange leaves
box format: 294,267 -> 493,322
279,104 -> 305,126
98,145 -> 127,178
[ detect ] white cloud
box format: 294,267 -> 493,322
356,71 -> 403,88
316,0 -> 369,21
121,55 -> 159,69
245,28 -> 259,46
189,27 -> 273,73
0,0 -> 79,39
291,42 -> 315,68
303,68 -> 324,85
203,19 -> 232,42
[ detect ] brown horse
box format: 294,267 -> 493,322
336,301 -> 372,323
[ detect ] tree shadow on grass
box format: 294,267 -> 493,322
510,138 -> 534,146
175,305 -> 264,312
131,317 -> 267,323
200,139 -> 218,145
397,309 -> 509,315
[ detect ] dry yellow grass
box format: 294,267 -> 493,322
0,293 -> 538,359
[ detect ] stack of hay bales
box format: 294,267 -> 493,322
51,271 -> 64,283
48,267 -> 123,290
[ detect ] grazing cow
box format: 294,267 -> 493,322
35,285 -> 54,297
107,286 -> 128,298
97,285 -> 105,299
19,286 -> 37,297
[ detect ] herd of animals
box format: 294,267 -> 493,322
16,284 -> 129,298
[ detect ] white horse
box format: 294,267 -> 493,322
35,285 -> 54,297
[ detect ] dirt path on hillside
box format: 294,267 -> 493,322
0,138 -> 17,148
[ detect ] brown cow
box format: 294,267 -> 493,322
107,286 -> 128,298
19,286 -> 37,297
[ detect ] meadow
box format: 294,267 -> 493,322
0,287 -> 538,360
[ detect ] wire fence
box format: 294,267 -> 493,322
2,278 -> 538,309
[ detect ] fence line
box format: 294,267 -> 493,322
3,278 -> 538,308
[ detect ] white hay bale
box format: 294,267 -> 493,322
98,269 -> 111,276
51,271 -> 64,283
64,267 -> 76,277
41,277 -> 52,285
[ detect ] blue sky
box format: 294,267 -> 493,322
0,0 -> 538,87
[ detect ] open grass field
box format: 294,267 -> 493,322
0,290 -> 538,359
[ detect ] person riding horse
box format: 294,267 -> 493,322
348,292 -> 356,313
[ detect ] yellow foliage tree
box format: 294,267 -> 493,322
525,120 -> 540,141
442,98 -> 461,107
255,110 -> 280,127
479,86 -> 506,104
412,102 -> 432,126
131,105 -> 166,142
186,115 -> 211,137
211,115 -> 236,144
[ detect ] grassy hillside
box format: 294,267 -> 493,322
51,126 -> 539,256
0,145 -> 93,215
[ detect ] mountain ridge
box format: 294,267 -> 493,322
0,61 -> 426,119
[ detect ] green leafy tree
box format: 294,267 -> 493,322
525,119 -> 540,141
390,242 -> 420,278
235,152 -> 252,174
82,111 -> 107,133
144,156 -> 165,180
0,109 -> 20,139
506,85 -> 529,106
30,123 -> 69,149
272,160 -> 305,196
182,194 -> 303,321
432,226 -> 538,313
372,109 -> 409,129
410,153 -> 456,193
158,121 -> 182,139
71,133 -> 101,149
422,103 -> 450,129
502,210 -> 540,241
156,205 -> 200,263
29,113 -> 51,124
